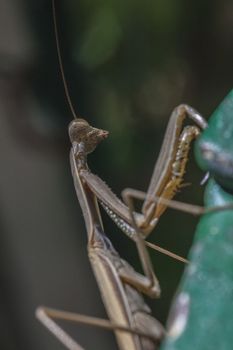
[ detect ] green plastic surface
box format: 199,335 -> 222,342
161,91 -> 233,350
195,89 -> 233,190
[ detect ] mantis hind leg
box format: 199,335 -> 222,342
36,306 -> 159,350
122,188 -> 190,261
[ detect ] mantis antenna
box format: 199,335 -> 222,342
52,0 -> 78,120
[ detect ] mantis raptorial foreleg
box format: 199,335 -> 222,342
70,107 -> 207,290
79,104 -> 207,241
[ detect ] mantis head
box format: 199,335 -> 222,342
69,118 -> 109,155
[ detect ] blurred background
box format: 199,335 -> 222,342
0,0 -> 232,349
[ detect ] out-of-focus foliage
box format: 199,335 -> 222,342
47,0 -> 233,169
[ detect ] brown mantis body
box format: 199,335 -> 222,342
37,120 -> 164,350
69,133 -> 164,350
36,2 -> 208,349
37,113 -> 207,350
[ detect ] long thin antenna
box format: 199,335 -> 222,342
52,0 -> 78,119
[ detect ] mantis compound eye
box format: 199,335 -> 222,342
68,118 -> 90,144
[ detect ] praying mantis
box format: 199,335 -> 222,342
36,1 -> 209,349
36,115 -> 207,350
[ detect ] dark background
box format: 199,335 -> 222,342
0,0 -> 232,349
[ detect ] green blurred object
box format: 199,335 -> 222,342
196,90 -> 233,191
78,8 -> 122,69
161,90 -> 233,350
